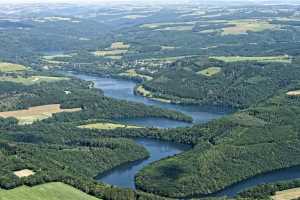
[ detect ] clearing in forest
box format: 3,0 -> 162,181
0,182 -> 100,200
13,169 -> 35,178
110,42 -> 130,49
221,20 -> 280,35
286,90 -> 300,96
197,67 -> 221,76
119,69 -> 153,81
0,62 -> 28,72
136,85 -> 171,103
79,122 -> 140,130
210,55 -> 291,63
0,76 -> 69,85
272,187 -> 300,200
0,104 -> 81,125
93,49 -> 128,57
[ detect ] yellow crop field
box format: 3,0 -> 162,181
0,104 -> 81,125
272,187 -> 300,200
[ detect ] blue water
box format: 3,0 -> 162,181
97,138 -> 190,189
70,73 -> 228,125
65,71 -> 300,197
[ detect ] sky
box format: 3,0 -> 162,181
0,0 -> 267,4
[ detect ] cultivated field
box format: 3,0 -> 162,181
0,76 -> 69,85
0,182 -> 100,200
110,42 -> 130,49
79,122 -> 140,130
286,90 -> 300,96
272,187 -> 300,200
221,20 -> 280,35
93,49 -> 128,57
210,55 -> 291,63
119,69 -> 153,81
13,169 -> 35,178
0,104 -> 81,124
136,86 -> 171,103
0,62 -> 28,72
197,67 -> 221,76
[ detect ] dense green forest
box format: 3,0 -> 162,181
1,2 -> 300,200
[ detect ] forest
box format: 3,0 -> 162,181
1,2 -> 300,200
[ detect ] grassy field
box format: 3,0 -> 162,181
0,62 -> 28,72
157,25 -> 194,31
93,49 -> 128,57
43,54 -> 73,60
161,46 -> 176,50
0,104 -> 81,124
0,76 -> 69,85
79,122 -> 141,130
136,86 -> 171,103
220,20 -> 280,35
110,42 -> 130,49
197,67 -> 221,76
119,69 -> 153,81
122,15 -> 147,19
272,187 -> 300,200
210,55 -> 291,63
0,182 -> 100,200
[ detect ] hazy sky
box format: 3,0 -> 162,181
0,0 -> 261,4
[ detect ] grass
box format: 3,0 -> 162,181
161,46 -> 176,50
119,69 -> 153,81
0,76 -> 69,85
0,62 -> 28,72
93,49 -> 128,57
110,42 -> 130,49
136,86 -> 171,103
122,15 -> 147,19
221,20 -> 280,35
140,21 -> 196,29
0,182 -> 100,200
79,122 -> 141,130
0,104 -> 81,125
157,25 -> 194,31
210,55 -> 291,63
197,67 -> 221,77
272,187 -> 300,200
43,54 -> 73,60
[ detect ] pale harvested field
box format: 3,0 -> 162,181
272,188 -> 300,200
79,122 -> 141,130
0,104 -> 81,124
110,42 -> 130,49
14,169 -> 35,178
286,90 -> 300,96
93,49 -> 128,57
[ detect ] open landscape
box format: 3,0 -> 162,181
1,0 -> 300,200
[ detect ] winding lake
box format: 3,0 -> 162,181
65,72 -> 300,198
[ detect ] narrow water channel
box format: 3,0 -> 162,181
65,71 -> 300,198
